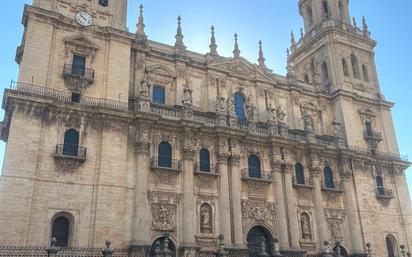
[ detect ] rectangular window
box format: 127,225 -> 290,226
72,55 -> 86,77
99,0 -> 108,7
365,121 -> 373,136
152,85 -> 165,104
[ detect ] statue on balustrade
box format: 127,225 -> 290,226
216,89 -> 226,113
245,97 -> 256,121
182,81 -> 193,107
303,110 -> 315,131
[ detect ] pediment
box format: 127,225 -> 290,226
208,57 -> 273,82
64,36 -> 98,50
146,64 -> 176,77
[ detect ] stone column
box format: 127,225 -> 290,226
230,154 -> 244,247
217,152 -> 232,245
132,127 -> 151,246
181,132 -> 197,250
272,160 -> 289,249
283,160 -> 301,249
340,160 -> 364,254
310,163 -> 328,250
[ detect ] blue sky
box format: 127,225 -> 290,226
0,1 -> 411,199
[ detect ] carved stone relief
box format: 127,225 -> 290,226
241,200 -> 276,230
151,203 -> 176,232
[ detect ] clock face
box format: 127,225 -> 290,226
75,12 -> 93,27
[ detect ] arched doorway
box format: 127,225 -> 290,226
333,244 -> 349,257
151,236 -> 176,257
246,226 -> 274,257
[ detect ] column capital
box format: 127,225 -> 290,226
182,147 -> 196,160
216,152 -> 230,163
135,141 -> 150,155
310,166 -> 322,177
283,161 -> 294,173
231,154 -> 241,166
271,160 -> 283,172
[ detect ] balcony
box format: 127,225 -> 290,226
63,64 -> 95,93
321,181 -> 345,192
241,169 -> 274,183
194,163 -> 219,176
151,157 -> 182,172
54,144 -> 87,172
376,188 -> 394,200
63,64 -> 95,81
363,129 -> 382,147
292,176 -> 314,188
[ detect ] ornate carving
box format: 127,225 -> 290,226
245,97 -> 256,121
216,89 -> 226,113
247,180 -> 269,194
241,200 -> 276,224
325,208 -> 346,242
54,157 -> 84,173
300,213 -> 312,240
302,109 -> 315,132
151,169 -> 180,184
151,204 -> 176,231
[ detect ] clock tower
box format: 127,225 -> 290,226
32,0 -> 128,30
16,0 -> 132,103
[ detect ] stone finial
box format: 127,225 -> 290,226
401,245 -> 408,257
366,243 -> 372,257
233,33 -> 240,58
102,241 -> 114,257
209,26 -> 219,56
258,40 -> 266,68
362,16 -> 371,37
137,4 -> 145,35
322,241 -> 333,257
47,237 -> 59,257
135,4 -> 148,43
216,234 -> 228,257
258,238 -> 270,257
353,17 -> 359,31
175,16 -> 186,52
290,31 -> 296,47
272,238 -> 283,257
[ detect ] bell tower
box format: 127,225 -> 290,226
289,0 -> 379,96
32,0 -> 128,30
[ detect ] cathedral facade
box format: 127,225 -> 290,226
0,0 -> 411,257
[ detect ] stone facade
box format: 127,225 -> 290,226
0,1 -> 411,257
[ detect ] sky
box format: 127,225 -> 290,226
0,1 -> 411,199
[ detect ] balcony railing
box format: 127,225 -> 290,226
321,181 -> 344,192
292,176 -> 314,188
54,144 -> 87,160
151,157 -> 182,171
241,168 -> 273,182
63,64 -> 95,81
376,188 -> 394,199
194,163 -> 219,175
9,81 -> 129,111
348,145 -> 408,162
363,129 -> 382,142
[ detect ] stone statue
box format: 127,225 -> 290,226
266,104 -> 277,124
331,118 -> 343,138
302,110 -> 314,131
301,214 -> 311,240
276,105 -> 286,123
245,97 -> 255,120
140,73 -> 151,97
200,204 -> 212,234
216,89 -> 226,112
227,94 -> 235,114
182,83 -> 193,106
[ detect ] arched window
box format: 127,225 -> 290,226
199,149 -> 211,172
158,142 -> 172,168
322,61 -> 329,83
248,155 -> 261,178
295,163 -> 305,185
63,129 -> 79,156
99,0 -> 108,7
351,54 -> 360,79
151,236 -> 176,257
386,235 -> 397,257
234,92 -> 246,121
342,58 -> 349,77
51,215 -> 71,247
247,226 -> 274,257
376,176 -> 385,195
362,64 -> 370,82
324,167 -> 335,189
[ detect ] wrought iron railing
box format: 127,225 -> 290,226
63,64 -> 95,81
10,81 -> 129,111
150,157 -> 182,171
241,168 -> 273,181
292,176 -> 314,187
55,144 -> 87,159
376,188 -> 394,199
348,145 -> 408,162
363,129 -> 382,142
322,181 -> 345,192
194,163 -> 218,174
